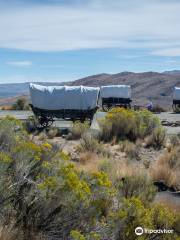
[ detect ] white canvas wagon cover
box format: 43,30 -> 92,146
100,85 -> 131,99
173,87 -> 180,101
29,83 -> 100,110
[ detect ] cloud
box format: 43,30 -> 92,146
165,60 -> 177,64
7,61 -> 32,67
151,48 -> 180,57
119,54 -> 145,59
0,0 -> 180,52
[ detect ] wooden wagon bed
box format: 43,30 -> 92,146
102,97 -> 132,112
30,104 -> 98,127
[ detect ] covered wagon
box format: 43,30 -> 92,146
29,84 -> 100,127
100,85 -> 132,111
173,87 -> 180,112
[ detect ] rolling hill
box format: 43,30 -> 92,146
70,71 -> 180,108
0,71 -> 180,109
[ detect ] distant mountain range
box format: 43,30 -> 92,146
163,70 -> 180,75
0,70 -> 180,109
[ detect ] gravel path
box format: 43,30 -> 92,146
157,112 -> 180,134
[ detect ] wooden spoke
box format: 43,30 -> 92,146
38,116 -> 54,128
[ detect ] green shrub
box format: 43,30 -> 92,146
134,109 -> 161,137
38,131 -> 47,141
110,197 -> 179,240
145,127 -> 166,149
24,116 -> 39,133
71,231 -> 86,240
119,140 -> 140,160
0,117 -> 114,239
79,132 -> 108,156
47,127 -> 59,139
170,134 -> 180,147
0,116 -> 27,151
12,97 -> 30,110
99,108 -> 162,142
99,159 -> 113,175
70,121 -> 90,140
150,145 -> 180,190
116,174 -> 156,204
70,230 -> 101,240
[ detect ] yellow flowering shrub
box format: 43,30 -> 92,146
38,158 -> 91,201
71,230 -> 86,240
59,151 -> 70,161
38,176 -> 58,191
92,171 -> 112,188
87,171 -> 114,217
41,142 -> 52,150
109,197 -> 180,240
70,230 -> 101,240
13,141 -> 42,163
0,152 -> 12,164
99,108 -> 162,142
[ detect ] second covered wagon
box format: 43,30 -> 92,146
100,85 -> 132,111
173,87 -> 180,112
29,84 -> 100,127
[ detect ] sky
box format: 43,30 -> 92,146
0,0 -> 180,83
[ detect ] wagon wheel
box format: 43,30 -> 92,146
173,104 -> 180,113
102,104 -> 112,112
38,116 -> 54,128
102,104 -> 108,112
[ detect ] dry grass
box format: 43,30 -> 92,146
70,121 -> 89,140
0,227 -> 17,240
145,127 -> 166,149
77,142 -> 133,175
100,157 -> 146,182
38,131 -> 47,141
119,140 -> 140,160
77,152 -> 101,173
112,160 -> 135,178
47,127 -> 59,139
170,134 -> 180,147
99,158 -> 156,203
151,164 -> 176,187
0,226 -> 43,240
78,132 -> 109,157
118,174 -> 156,203
0,105 -> 13,110
150,146 -> 180,190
